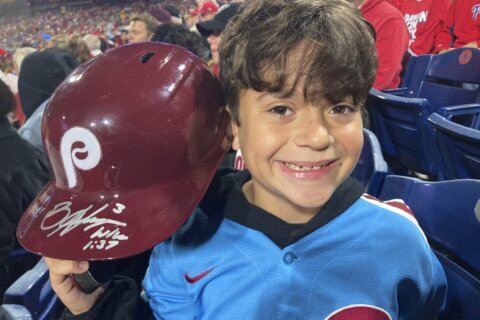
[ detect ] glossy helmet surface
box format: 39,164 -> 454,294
17,43 -> 231,260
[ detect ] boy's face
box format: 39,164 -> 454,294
231,84 -> 363,223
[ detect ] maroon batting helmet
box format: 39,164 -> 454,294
17,42 -> 231,260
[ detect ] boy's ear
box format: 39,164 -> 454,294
226,106 -> 240,151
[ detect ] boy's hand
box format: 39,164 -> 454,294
45,257 -> 106,315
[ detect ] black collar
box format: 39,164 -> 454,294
222,170 -> 364,249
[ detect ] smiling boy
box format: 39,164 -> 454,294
45,1 -> 446,319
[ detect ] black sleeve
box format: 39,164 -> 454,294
59,275 -> 154,320
0,149 -> 50,261
0,181 -> 23,261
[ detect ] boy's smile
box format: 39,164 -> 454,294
231,87 -> 363,224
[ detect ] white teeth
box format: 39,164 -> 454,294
284,162 -> 325,171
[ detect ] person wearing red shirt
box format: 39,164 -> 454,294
354,0 -> 410,90
393,0 -> 452,55
434,0 -> 480,53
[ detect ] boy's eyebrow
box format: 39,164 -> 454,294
255,89 -> 298,101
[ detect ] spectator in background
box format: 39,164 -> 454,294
0,78 -> 50,297
0,48 -> 17,95
196,0 -> 219,8
13,47 -> 36,75
434,0 -> 480,53
11,46 -> 37,127
47,34 -> 70,50
184,11 -> 201,33
82,34 -> 102,57
18,47 -> 78,151
127,12 -> 160,43
152,23 -> 209,60
69,35 -> 93,64
197,3 -> 240,76
119,29 -> 129,46
163,3 -> 183,24
194,1 -> 219,21
393,0 -> 452,55
0,50 -> 21,127
353,0 -> 409,90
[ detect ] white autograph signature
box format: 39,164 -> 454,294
83,226 -> 129,251
41,201 -> 129,251
41,201 -> 126,237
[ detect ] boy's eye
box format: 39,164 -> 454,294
329,104 -> 356,114
269,106 -> 292,116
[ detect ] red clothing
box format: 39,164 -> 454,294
361,0 -> 410,90
15,93 -> 26,127
387,0 -> 403,9
397,0 -> 452,55
434,0 -> 480,52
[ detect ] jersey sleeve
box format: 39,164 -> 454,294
373,15 -> 409,90
143,241 -> 196,320
398,248 -> 447,319
433,0 -> 455,53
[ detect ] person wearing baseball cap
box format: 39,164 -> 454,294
192,1 -> 219,21
196,3 -> 241,76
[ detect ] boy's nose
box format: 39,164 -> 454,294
293,112 -> 332,150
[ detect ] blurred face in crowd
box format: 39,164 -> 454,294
121,31 -> 128,43
184,14 -> 199,28
200,12 -> 216,21
207,32 -> 221,64
128,20 -> 151,43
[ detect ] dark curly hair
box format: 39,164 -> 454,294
152,23 -> 208,59
219,0 -> 378,124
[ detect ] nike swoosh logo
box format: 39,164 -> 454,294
184,267 -> 215,284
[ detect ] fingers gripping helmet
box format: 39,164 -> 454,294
17,43 -> 231,260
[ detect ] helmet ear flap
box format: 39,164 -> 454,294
18,43 -> 230,260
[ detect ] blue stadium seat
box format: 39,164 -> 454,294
428,109 -> 480,180
350,128 -> 388,196
437,103 -> 480,130
367,48 -> 480,178
1,249 -> 40,301
377,176 -> 480,319
435,254 -> 480,320
366,89 -> 441,176
1,259 -> 61,320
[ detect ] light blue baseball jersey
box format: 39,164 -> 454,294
143,171 -> 446,320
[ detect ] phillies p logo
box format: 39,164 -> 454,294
472,4 -> 480,21
60,127 -> 102,188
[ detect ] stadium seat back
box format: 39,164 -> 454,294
350,129 -> 388,196
428,111 -> 480,179
416,48 -> 480,108
367,90 -> 442,176
399,54 -> 432,97
435,254 -> 480,320
378,175 -> 480,319
438,104 -> 480,129
378,175 -> 480,271
2,259 -> 61,320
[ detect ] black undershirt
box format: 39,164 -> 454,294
220,170 -> 364,249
